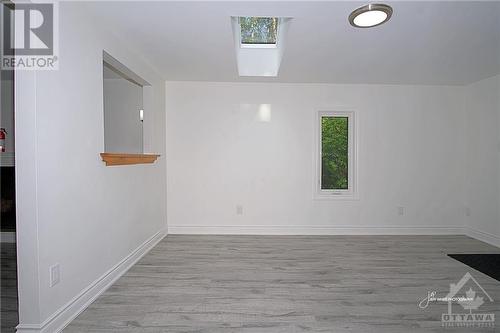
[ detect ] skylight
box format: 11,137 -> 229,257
239,17 -> 279,46
231,16 -> 291,76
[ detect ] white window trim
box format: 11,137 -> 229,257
240,43 -> 277,49
315,110 -> 358,200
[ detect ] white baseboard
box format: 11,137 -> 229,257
1,231 -> 16,243
16,228 -> 167,333
168,225 -> 464,235
465,227 -> 500,248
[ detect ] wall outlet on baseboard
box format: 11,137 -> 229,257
236,205 -> 243,215
50,263 -> 60,287
397,206 -> 405,216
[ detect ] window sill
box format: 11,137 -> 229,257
100,153 -> 160,166
314,192 -> 359,201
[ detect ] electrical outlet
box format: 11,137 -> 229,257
465,207 -> 471,217
397,206 -> 405,216
236,205 -> 243,215
50,264 -> 60,287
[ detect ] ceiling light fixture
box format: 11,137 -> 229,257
348,3 -> 393,28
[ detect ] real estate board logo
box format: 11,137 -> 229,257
419,272 -> 495,329
1,2 -> 58,70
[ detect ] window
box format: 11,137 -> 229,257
317,111 -> 356,199
232,16 -> 291,76
239,17 -> 279,47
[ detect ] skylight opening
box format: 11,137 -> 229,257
239,17 -> 279,48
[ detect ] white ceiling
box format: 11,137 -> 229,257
81,1 -> 500,85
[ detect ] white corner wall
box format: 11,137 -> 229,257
15,3 -> 167,332
166,81 -> 466,235
464,74 -> 500,247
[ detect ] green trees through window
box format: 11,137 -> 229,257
240,17 -> 278,45
321,116 -> 349,190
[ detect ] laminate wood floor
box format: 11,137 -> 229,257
65,235 -> 500,333
1,242 -> 18,333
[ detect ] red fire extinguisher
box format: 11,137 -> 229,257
0,128 -> 6,153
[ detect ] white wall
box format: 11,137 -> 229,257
104,78 -> 143,153
166,81 -> 466,234
464,74 -> 500,246
15,3 -> 167,331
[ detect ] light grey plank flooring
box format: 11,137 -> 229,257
64,235 -> 500,333
1,242 -> 18,333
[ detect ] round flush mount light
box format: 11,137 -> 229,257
348,3 -> 393,28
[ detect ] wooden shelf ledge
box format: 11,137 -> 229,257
100,153 -> 160,166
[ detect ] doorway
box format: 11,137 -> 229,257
1,1 -> 18,332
